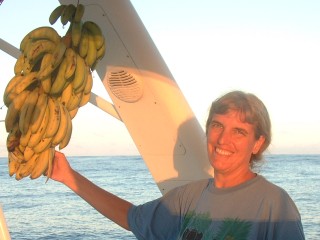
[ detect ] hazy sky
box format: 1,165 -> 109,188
1,0 -> 320,157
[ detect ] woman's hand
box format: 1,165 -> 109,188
50,151 -> 73,184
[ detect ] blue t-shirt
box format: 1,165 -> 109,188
128,175 -> 305,240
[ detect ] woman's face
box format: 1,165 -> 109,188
207,110 -> 265,176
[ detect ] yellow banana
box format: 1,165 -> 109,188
14,55 -> 25,75
23,146 -> 35,162
51,102 -> 68,147
64,47 -> 77,80
6,124 -> 21,152
30,147 -> 50,179
71,21 -> 82,48
37,41 -> 67,80
68,107 -> 78,119
16,152 -> 39,180
5,90 -> 30,132
19,87 -> 39,134
44,97 -> 61,138
59,108 -> 72,150
30,92 -> 48,133
11,72 -> 38,96
20,27 -> 60,51
85,34 -> 97,68
8,152 -> 20,177
50,57 -> 68,95
79,28 -> 89,58
25,39 -> 56,65
84,69 -> 93,94
74,4 -> 85,22
3,74 -> 24,107
20,127 -> 32,147
66,90 -> 82,111
60,80 -> 73,106
33,137 -> 52,154
49,4 -> 66,25
40,74 -> 52,94
61,4 -> 76,25
28,106 -> 49,148
72,53 -> 86,92
79,92 -> 91,107
83,21 -> 104,50
44,148 -> 55,182
12,147 -> 25,164
91,42 -> 106,70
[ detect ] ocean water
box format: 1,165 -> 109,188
0,154 -> 319,240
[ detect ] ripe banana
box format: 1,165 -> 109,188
19,87 -> 39,134
72,53 -> 86,92
14,55 -> 25,75
83,21 -> 104,50
33,137 -> 53,154
8,152 -> 20,177
59,107 -> 72,150
66,90 -> 82,111
51,102 -> 68,147
3,74 -> 24,107
6,124 -> 21,152
40,74 -> 52,94
30,92 -> 48,133
30,147 -> 51,179
20,127 -> 32,148
23,146 -> 35,162
60,80 -> 73,106
20,26 -> 60,51
25,39 -> 56,65
28,106 -> 49,148
64,47 -> 77,80
49,4 -> 66,25
11,72 -> 38,96
37,41 -> 66,81
50,57 -> 68,95
84,69 -> 93,95
79,28 -> 89,58
85,34 -> 97,68
5,90 -> 30,132
79,92 -> 91,107
44,97 -> 61,138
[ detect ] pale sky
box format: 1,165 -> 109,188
1,0 -> 320,157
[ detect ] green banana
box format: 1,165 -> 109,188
74,4 -> 85,22
61,4 -> 76,25
49,4 -> 66,25
71,21 -> 82,48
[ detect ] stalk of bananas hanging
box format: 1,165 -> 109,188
4,3 -> 106,181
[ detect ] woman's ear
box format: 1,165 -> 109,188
253,135 -> 265,154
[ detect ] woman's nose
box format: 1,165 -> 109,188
217,130 -> 231,144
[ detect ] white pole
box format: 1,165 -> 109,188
0,204 -> 11,240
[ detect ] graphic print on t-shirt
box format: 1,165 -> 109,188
180,211 -> 251,240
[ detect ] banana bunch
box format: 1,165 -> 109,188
4,3 -> 106,181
